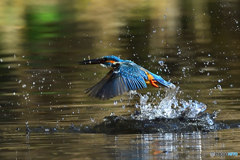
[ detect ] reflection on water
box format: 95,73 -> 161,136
1,130 -> 240,159
0,0 -> 240,159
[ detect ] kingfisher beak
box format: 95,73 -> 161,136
78,58 -> 102,65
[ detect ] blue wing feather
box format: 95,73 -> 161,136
85,62 -> 147,100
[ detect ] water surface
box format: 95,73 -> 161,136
0,0 -> 240,159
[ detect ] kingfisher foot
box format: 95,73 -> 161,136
150,79 -> 159,88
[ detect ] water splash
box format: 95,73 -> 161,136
131,87 -> 207,120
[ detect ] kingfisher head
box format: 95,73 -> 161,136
79,55 -> 124,67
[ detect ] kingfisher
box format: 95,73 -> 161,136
79,55 -> 175,100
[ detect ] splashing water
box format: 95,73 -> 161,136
130,87 -> 207,120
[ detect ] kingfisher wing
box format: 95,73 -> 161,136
85,63 -> 147,100
85,69 -> 128,100
119,63 -> 147,91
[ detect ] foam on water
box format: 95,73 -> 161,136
130,87 -> 207,120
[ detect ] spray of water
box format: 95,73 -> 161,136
130,87 -> 207,120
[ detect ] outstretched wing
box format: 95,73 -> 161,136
86,63 -> 147,100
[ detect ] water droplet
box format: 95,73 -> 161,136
206,115 -> 214,125
90,118 -> 95,122
158,61 -> 164,66
212,101 -> 217,104
217,85 -> 222,91
45,128 -> 50,132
